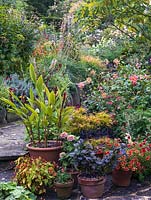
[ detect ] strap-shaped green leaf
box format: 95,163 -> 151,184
29,64 -> 36,83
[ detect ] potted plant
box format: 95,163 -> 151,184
59,132 -> 79,188
69,139 -> 115,198
113,138 -> 151,185
112,141 -> 143,186
14,156 -> 56,194
54,168 -> 73,199
1,64 -> 74,162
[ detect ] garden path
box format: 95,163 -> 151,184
0,122 -> 151,199
0,122 -> 27,160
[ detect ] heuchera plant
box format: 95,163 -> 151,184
69,139 -> 115,178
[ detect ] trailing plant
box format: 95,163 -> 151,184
0,181 -> 36,200
14,156 -> 56,194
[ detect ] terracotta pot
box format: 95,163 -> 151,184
54,180 -> 73,199
112,169 -> 132,186
26,141 -> 63,163
67,170 -> 79,189
78,175 -> 105,198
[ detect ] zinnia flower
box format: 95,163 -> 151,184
67,134 -> 75,141
86,77 -> 92,84
77,82 -> 85,89
60,132 -> 68,139
129,75 -> 138,86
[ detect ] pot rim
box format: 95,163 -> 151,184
78,174 -> 106,183
26,140 -> 63,150
54,179 -> 74,187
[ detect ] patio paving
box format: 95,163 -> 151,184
0,122 -> 27,160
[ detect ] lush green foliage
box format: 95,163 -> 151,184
0,181 -> 36,200
73,0 -> 151,60
0,77 -> 9,108
82,64 -> 151,141
0,4 -> 37,75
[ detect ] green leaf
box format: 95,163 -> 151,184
29,64 -> 36,83
49,91 -> 56,105
36,75 -> 44,97
0,98 -> 16,108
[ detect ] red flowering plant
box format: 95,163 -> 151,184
124,139 -> 151,181
89,137 -> 121,158
113,138 -> 151,181
89,136 -> 151,179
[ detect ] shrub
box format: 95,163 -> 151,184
67,107 -> 112,138
0,5 -> 38,75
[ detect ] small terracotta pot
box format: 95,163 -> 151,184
54,180 -> 73,199
112,169 -> 132,186
78,175 -> 105,198
67,170 -> 79,189
26,141 -> 63,163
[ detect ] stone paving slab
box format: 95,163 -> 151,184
0,122 -> 27,160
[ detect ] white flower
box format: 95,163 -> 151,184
35,108 -> 40,113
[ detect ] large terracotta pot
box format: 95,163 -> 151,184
112,169 -> 132,186
26,140 -> 63,163
78,175 -> 105,198
54,180 -> 73,199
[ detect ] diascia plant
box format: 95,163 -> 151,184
14,156 -> 56,194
